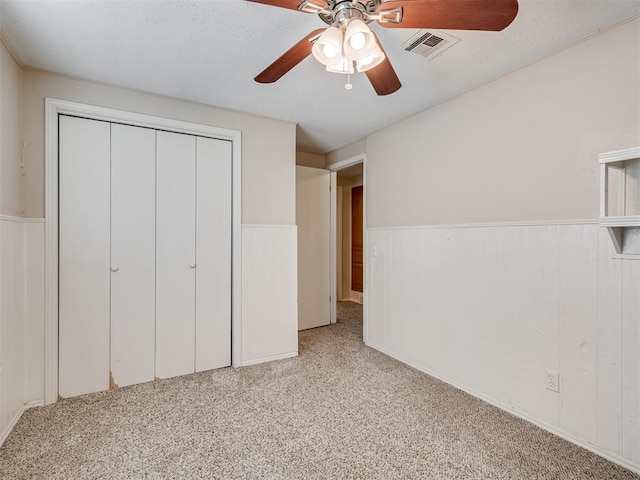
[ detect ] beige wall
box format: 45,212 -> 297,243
366,19 -> 640,227
0,40 -> 22,216
21,70 -> 296,224
296,151 -> 325,169
338,174 -> 363,300
326,139 -> 366,169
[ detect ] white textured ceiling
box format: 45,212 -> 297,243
1,0 -> 639,153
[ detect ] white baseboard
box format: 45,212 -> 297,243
365,341 -> 640,476
367,219 -> 599,231
0,399 -> 46,447
0,407 -> 24,447
241,351 -> 298,367
25,399 -> 45,409
340,297 -> 362,304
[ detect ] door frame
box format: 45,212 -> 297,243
44,98 -> 242,405
328,154 -> 367,341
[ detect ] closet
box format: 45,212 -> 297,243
58,115 -> 232,398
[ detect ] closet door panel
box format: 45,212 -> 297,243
110,124 -> 156,388
195,137 -> 232,372
156,131 -> 196,379
59,116 -> 111,398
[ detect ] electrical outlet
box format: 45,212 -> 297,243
546,370 -> 560,393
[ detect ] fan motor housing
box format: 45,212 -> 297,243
318,0 -> 381,25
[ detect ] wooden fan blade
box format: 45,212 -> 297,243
245,0 -> 326,13
365,35 -> 402,96
255,29 -> 325,83
377,0 -> 518,31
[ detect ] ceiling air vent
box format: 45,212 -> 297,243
402,30 -> 460,60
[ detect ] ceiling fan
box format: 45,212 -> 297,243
248,0 -> 519,95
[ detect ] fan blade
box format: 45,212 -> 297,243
377,0 -> 518,31
365,35 -> 402,96
255,29 -> 325,83
245,0 -> 327,13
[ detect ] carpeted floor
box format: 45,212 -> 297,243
1,301 -> 636,479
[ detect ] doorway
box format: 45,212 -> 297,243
295,154 -> 366,338
329,154 -> 366,342
335,163 -> 364,304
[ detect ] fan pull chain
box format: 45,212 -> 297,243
345,72 -> 353,90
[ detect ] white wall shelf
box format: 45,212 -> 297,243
600,147 -> 640,255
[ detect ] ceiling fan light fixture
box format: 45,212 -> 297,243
323,44 -> 339,59
356,44 -> 385,72
343,19 -> 375,60
312,26 -> 343,66
326,56 -> 354,74
349,31 -> 366,50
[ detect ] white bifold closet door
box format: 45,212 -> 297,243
156,131 -> 197,379
196,137 -> 232,371
59,116 -> 111,398
156,132 -> 232,378
59,116 -> 232,397
110,124 -> 156,388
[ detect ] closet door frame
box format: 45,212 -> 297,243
44,99 -> 242,405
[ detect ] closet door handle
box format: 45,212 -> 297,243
111,265 -> 119,272
189,264 -> 196,269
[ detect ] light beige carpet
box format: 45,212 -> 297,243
1,302 -> 636,479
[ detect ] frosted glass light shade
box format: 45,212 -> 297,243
312,27 -> 343,66
343,19 -> 375,61
356,44 -> 385,72
326,56 -> 354,74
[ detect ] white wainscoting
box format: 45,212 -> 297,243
3,220 -> 297,444
0,217 -> 45,446
366,221 -> 640,473
0,216 -> 25,445
25,221 -> 45,405
241,225 -> 298,366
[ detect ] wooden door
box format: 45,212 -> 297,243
296,166 -> 331,330
351,185 -> 363,293
59,116 -> 111,398
110,124 -> 156,388
155,131 -> 196,379
195,137 -> 232,371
